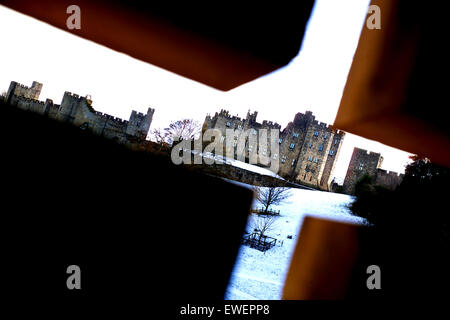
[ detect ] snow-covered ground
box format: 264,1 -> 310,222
224,182 -> 365,300
198,152 -> 283,178
226,158 -> 283,179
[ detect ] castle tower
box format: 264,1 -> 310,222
319,130 -> 345,191
342,147 -> 383,194
126,107 -> 155,139
6,80 -> 43,103
58,91 -> 87,123
28,81 -> 43,100
246,110 -> 258,124
292,120 -> 334,187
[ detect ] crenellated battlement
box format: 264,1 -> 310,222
64,91 -> 84,100
12,94 -> 45,105
262,120 -> 281,129
7,80 -> 154,144
213,109 -> 243,121
204,108 -> 343,191
17,82 -> 40,90
374,168 -> 404,190
376,168 -> 404,178
131,110 -> 153,120
354,147 -> 381,158
7,80 -> 42,101
343,147 -> 403,194
310,119 -> 333,131
211,108 -> 285,129
95,111 -> 129,124
218,109 -> 231,117
246,110 -> 258,122
207,108 -> 339,138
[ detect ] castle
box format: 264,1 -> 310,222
5,80 -> 405,193
204,109 -> 345,191
5,81 -> 155,145
342,147 -> 404,194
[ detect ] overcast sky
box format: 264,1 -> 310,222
0,1 -> 413,183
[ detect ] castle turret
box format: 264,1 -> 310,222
58,91 -> 87,123
319,130 -> 345,191
246,110 -> 258,123
126,107 -> 155,139
342,148 -> 383,194
29,81 -> 43,100
6,80 -> 42,103
5,81 -> 18,104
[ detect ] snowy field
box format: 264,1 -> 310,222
224,181 -> 365,300
199,152 -> 284,178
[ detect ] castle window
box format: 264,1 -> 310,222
314,131 -> 319,137
358,163 -> 364,170
226,121 -> 231,127
291,159 -> 295,167
262,148 -> 267,156
324,133 -> 328,139
233,141 -> 237,147
308,156 -> 313,161
248,145 -> 253,151
252,129 -> 257,135
293,132 -> 299,138
238,124 -> 242,129
273,153 -> 278,160
279,138 -> 283,144
289,143 -> 295,150
318,144 -> 324,151
281,155 -> 286,163
334,139 -> 339,145
221,136 -> 225,143
329,150 -> 334,156
313,158 -> 318,163
308,142 -> 313,148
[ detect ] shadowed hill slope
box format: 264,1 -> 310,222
1,99 -> 252,307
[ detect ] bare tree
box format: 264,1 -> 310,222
149,127 -> 166,143
148,127 -> 170,151
149,119 -> 201,146
164,119 -> 201,145
254,186 -> 291,214
251,214 -> 278,240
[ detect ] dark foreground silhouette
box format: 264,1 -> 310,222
0,100 -> 252,308
347,157 -> 450,301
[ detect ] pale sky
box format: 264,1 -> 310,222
0,1 -> 413,183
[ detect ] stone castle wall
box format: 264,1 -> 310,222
203,109 -> 344,191
6,81 -> 42,101
343,147 -> 404,194
6,81 -> 154,145
375,169 -> 404,190
8,82 -> 403,193
292,116 -> 345,190
188,162 -> 300,188
203,109 -> 281,165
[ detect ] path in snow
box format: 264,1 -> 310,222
225,184 -> 365,300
